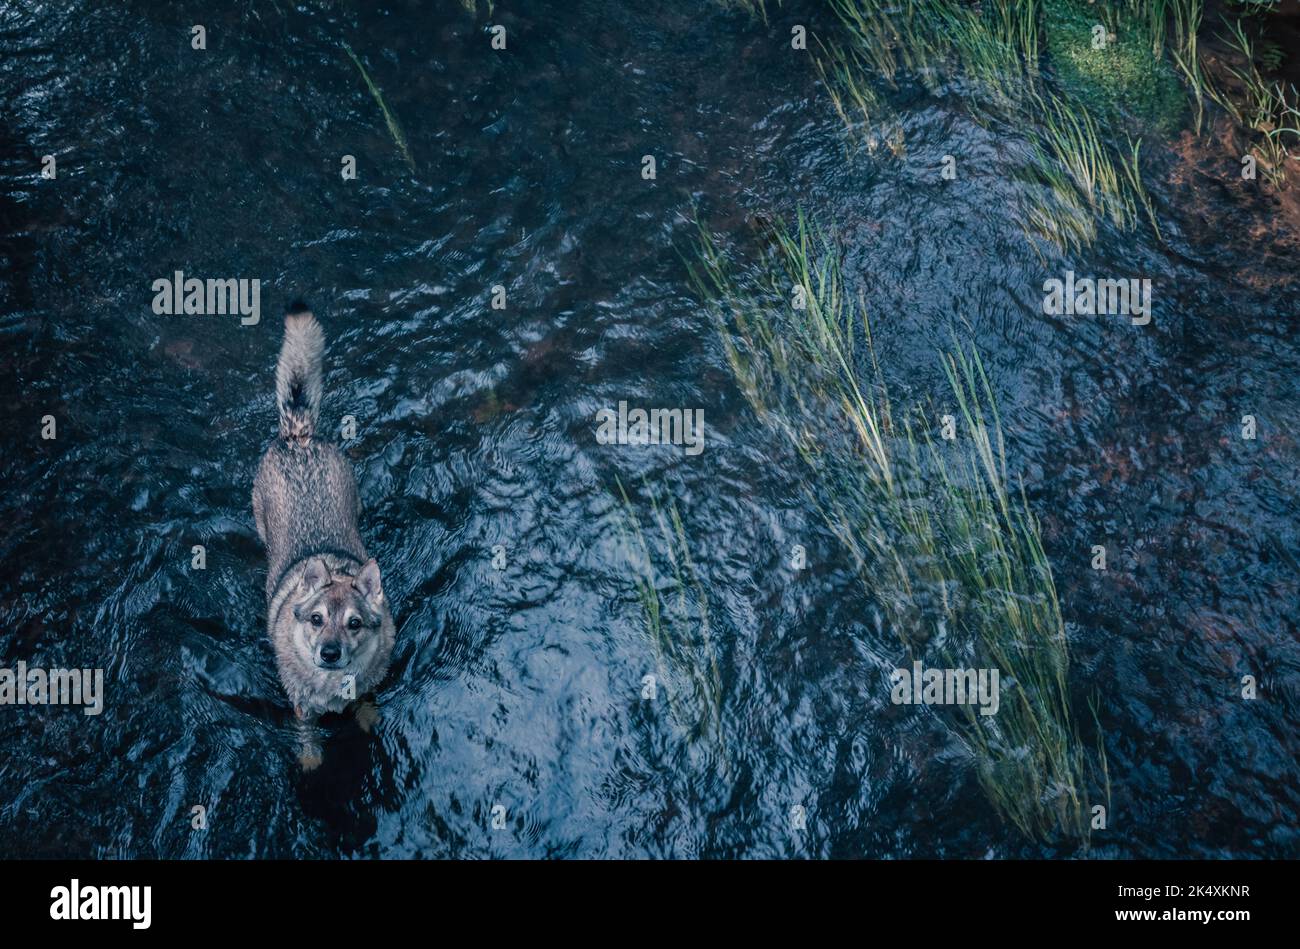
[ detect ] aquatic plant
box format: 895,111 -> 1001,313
691,215 -> 1108,844
1168,0 -> 1209,133
342,41 -> 417,173
816,0 -> 1161,252
615,477 -> 728,763
812,36 -> 900,155
1040,0 -> 1186,133
1023,90 -> 1161,250
823,0 -> 1040,113
1208,19 -> 1300,188
931,0 -> 1044,110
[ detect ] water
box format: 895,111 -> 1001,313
1,0 -> 1297,859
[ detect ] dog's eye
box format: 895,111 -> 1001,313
347,617 -> 362,630
310,613 -> 324,627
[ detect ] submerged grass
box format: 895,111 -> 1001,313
812,36 -> 902,156
691,215 -> 1108,845
342,41 -> 416,173
616,477 -> 728,767
1209,19 -> 1300,188
1169,0 -> 1211,133
824,0 -> 1039,115
816,0 -> 1161,252
1022,90 -> 1161,253
811,0 -> 1300,212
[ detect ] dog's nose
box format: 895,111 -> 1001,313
318,642 -> 342,665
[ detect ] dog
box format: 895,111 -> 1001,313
253,301 -> 395,769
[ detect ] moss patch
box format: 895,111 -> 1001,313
1043,0 -> 1186,133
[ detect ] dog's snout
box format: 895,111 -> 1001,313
317,641 -> 343,666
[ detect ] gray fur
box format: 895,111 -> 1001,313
252,308 -> 395,769
275,311 -> 324,443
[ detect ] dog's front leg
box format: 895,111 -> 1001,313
295,705 -> 323,771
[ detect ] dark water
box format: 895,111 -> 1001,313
1,0 -> 1297,858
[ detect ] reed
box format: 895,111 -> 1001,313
342,41 -> 416,173
1210,19 -> 1300,188
932,0 -> 1043,110
825,0 -> 1041,112
818,1 -> 1164,250
812,36 -> 899,154
1017,89 -> 1161,251
1033,91 -> 1135,227
1168,0 -> 1208,133
1139,0 -> 1169,59
1162,1 -> 1293,148
616,477 -> 728,761
691,215 -> 1108,844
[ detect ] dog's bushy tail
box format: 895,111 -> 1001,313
276,300 -> 325,443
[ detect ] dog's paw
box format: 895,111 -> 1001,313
355,700 -> 380,734
298,746 -> 323,771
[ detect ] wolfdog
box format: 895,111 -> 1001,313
253,301 -> 395,769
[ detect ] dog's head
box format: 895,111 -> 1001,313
290,557 -> 387,670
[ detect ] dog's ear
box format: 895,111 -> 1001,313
300,557 -> 331,594
355,559 -> 384,607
